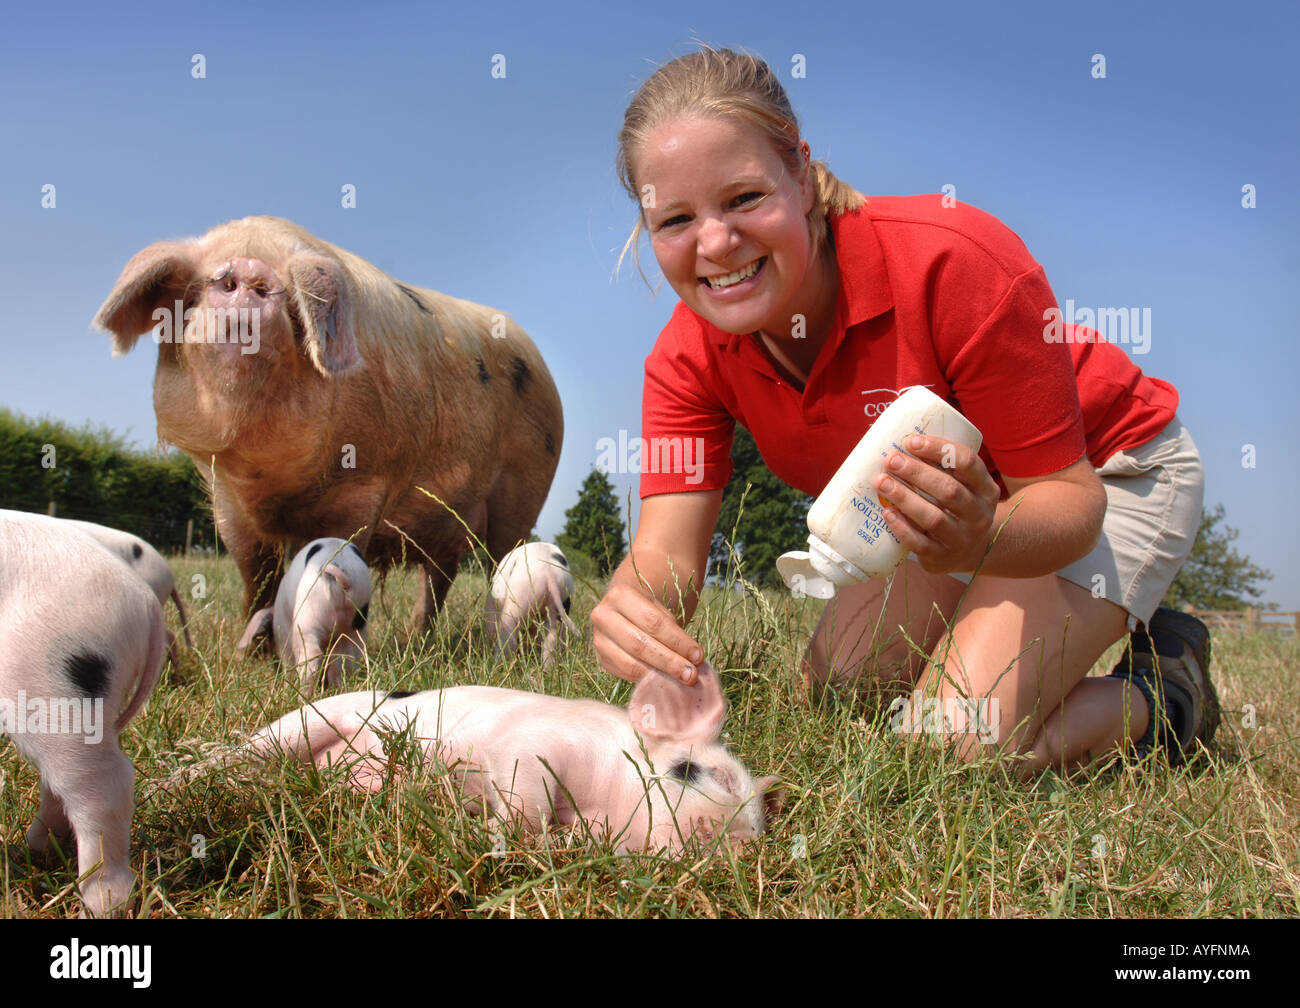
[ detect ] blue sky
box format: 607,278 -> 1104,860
2,0 -> 1296,606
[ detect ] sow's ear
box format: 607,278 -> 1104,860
285,253 -> 362,376
628,660 -> 726,746
93,241 -> 199,355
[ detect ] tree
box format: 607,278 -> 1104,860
1162,503 -> 1274,611
708,426 -> 812,587
557,467 -> 627,577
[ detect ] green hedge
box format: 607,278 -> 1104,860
0,407 -> 216,554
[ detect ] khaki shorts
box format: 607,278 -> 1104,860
952,415 -> 1205,630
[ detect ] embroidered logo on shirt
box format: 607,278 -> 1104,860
860,385 -> 935,418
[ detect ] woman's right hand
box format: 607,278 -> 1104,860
592,580 -> 705,684
590,489 -> 722,685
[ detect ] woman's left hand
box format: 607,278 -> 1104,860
875,434 -> 1003,575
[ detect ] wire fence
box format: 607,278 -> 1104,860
1187,607 -> 1298,635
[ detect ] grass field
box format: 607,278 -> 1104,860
2,551 -> 1297,918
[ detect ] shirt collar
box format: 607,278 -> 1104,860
830,203 -> 895,327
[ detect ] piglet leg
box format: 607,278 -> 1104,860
295,640 -> 326,701
25,781 -> 72,856
62,750 -> 137,918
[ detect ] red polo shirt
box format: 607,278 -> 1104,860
640,197 -> 1178,498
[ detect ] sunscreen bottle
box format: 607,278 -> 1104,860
776,387 -> 983,599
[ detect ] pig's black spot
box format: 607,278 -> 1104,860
562,594 -> 571,615
305,542 -> 324,565
476,356 -> 491,384
352,603 -> 369,632
346,542 -> 364,562
666,759 -> 700,784
545,432 -> 556,456
385,690 -> 417,701
509,356 -> 530,394
396,283 -> 431,315
131,543 -> 143,560
64,651 -> 110,698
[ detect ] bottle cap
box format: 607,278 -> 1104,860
777,536 -> 870,599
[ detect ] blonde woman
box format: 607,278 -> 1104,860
591,48 -> 1217,774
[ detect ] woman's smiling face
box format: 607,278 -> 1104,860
635,116 -> 819,338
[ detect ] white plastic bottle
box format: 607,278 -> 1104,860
776,386 -> 983,599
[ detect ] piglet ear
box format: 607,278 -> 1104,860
323,563 -> 353,595
235,607 -> 275,656
628,660 -> 726,746
93,241 -> 198,355
286,253 -> 363,376
754,775 -> 786,822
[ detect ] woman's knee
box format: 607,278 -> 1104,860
918,575 -> 1129,753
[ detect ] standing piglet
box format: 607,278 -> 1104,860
238,538 -> 372,700
486,542 -> 577,667
61,518 -> 193,661
0,510 -> 166,917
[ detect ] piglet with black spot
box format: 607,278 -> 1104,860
238,537 -> 372,700
0,510 -> 166,917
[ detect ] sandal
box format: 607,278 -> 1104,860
1108,607 -> 1219,764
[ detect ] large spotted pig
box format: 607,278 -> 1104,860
93,216 -> 563,633
0,510 -> 166,917
239,661 -> 780,853
238,537 -> 372,700
61,518 -> 193,660
486,542 -> 577,667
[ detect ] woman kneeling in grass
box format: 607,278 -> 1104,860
590,47 -> 1218,774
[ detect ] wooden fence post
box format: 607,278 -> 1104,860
185,519 -> 193,554
46,500 -> 56,517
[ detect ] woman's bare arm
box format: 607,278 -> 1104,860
591,489 -> 723,684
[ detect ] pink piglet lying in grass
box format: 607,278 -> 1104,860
243,661 -> 782,853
